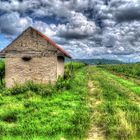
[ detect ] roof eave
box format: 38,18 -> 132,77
65,54 -> 72,59
0,52 -> 5,58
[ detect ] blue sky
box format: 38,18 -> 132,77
0,0 -> 140,62
0,34 -> 10,50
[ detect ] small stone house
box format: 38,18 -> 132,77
0,27 -> 71,88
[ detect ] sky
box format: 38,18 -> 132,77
0,0 -> 140,62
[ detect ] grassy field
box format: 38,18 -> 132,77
0,60 -> 140,139
87,66 -> 140,139
98,63 -> 140,79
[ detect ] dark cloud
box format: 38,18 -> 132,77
59,33 -> 89,39
115,6 -> 140,22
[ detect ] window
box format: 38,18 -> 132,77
22,56 -> 32,61
57,56 -> 64,62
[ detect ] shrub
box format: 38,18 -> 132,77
0,60 -> 5,85
55,77 -> 72,91
1,111 -> 17,123
9,81 -> 54,96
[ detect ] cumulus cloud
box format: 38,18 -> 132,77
115,7 -> 140,22
0,12 -> 56,39
33,21 -> 57,38
0,12 -> 32,37
0,0 -> 40,12
0,0 -> 140,62
57,12 -> 96,39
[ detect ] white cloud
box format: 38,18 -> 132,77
0,0 -> 40,12
33,21 -> 57,38
0,12 -> 32,37
57,12 -> 96,39
0,0 -> 140,62
0,11 -> 57,38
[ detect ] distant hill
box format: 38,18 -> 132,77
66,58 -> 123,65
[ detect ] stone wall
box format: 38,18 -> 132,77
57,56 -> 64,78
5,56 -> 57,88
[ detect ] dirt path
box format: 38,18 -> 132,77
87,80 -> 105,140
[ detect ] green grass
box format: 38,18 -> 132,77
87,66 -> 140,139
1,60 -> 140,140
102,70 -> 140,94
0,62 -> 90,140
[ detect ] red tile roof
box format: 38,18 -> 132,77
31,27 -> 71,58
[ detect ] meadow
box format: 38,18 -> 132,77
0,60 -> 140,140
